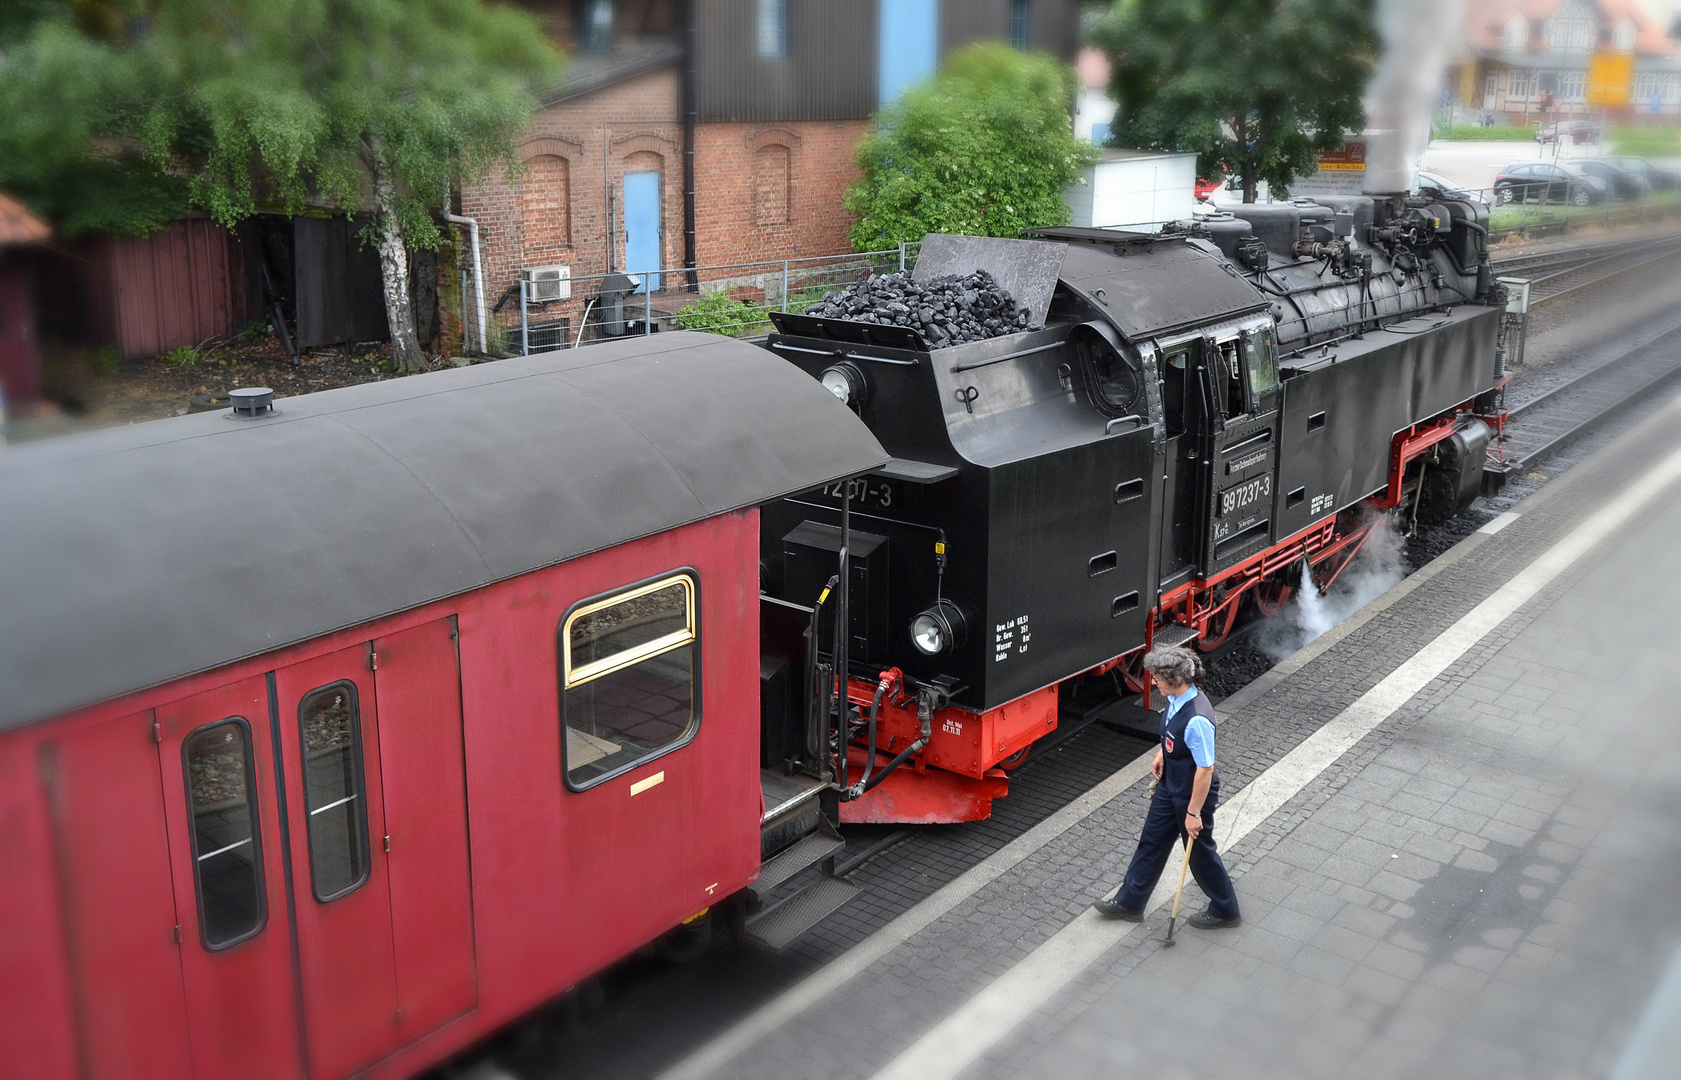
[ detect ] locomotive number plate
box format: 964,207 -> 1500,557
818,478 -> 900,510
1218,474 -> 1271,517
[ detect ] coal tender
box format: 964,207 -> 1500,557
759,198 -> 1507,824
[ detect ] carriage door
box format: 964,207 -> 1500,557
1156,338 -> 1214,589
1204,327 -> 1282,574
156,676 -> 304,1080
274,647 -> 401,1079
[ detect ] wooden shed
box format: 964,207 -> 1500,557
0,191 -> 51,407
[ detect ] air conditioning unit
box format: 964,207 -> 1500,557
522,265 -> 571,302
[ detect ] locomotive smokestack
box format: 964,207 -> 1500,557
1364,0 -> 1463,194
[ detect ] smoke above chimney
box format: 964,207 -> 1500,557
1364,0 -> 1464,194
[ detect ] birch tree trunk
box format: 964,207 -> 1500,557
369,145 -> 428,375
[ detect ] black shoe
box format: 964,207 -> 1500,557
1187,910 -> 1241,929
1093,896 -> 1143,921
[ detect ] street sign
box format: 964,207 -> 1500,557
1586,53 -> 1634,106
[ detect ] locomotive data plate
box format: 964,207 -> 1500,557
817,478 -> 902,511
1225,448 -> 1271,475
1218,474 -> 1271,517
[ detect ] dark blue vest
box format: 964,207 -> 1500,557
1160,688 -> 1219,806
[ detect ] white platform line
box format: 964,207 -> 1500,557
654,752 -> 1158,1080
867,405 -> 1681,1080
1478,510 -> 1521,535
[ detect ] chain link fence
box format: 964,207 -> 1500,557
463,243 -> 923,358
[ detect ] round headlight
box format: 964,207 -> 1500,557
911,613 -> 946,655
909,600 -> 965,656
819,361 -> 867,407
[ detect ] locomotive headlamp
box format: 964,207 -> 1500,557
910,600 -> 965,656
820,361 -> 868,407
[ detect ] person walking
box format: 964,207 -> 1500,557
1094,645 -> 1241,928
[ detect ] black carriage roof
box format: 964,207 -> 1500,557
0,332 -> 888,731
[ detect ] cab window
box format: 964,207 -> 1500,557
1245,327 -> 1280,400
560,574 -> 699,788
1215,338 -> 1246,417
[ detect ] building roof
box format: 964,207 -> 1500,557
0,332 -> 888,731
0,191 -> 50,247
542,39 -> 683,104
1462,0 -> 1674,57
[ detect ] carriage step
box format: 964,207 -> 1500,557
1153,623 -> 1200,649
750,815 -> 846,900
741,874 -> 861,951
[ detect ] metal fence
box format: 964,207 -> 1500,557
466,243 -> 923,358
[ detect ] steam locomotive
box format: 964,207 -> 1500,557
757,192 -> 1505,829
0,191 -> 1505,1080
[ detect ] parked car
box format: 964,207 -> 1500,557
1492,162 -> 1610,206
1535,120 -> 1601,145
1570,159 -> 1652,200
1603,156 -> 1681,191
1416,170 -> 1488,204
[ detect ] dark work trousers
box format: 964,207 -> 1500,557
1113,784 -> 1240,919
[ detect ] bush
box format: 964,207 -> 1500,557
242,320 -> 269,343
674,289 -> 770,337
160,345 -> 200,366
91,345 -> 119,374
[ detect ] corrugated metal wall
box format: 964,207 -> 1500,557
695,0 -> 877,121
941,0 -> 1080,60
105,217 -> 249,360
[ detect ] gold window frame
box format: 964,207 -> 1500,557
562,574 -> 696,690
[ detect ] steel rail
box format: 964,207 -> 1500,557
1505,340 -> 1681,469
1528,243 -> 1681,309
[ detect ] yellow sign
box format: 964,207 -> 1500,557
1586,53 -> 1634,106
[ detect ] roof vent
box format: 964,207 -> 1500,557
229,387 -> 275,418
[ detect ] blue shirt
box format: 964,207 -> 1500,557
1164,686 -> 1215,768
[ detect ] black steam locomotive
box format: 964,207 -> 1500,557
756,194 -> 1505,827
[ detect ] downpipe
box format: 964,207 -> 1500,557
445,213 -> 488,357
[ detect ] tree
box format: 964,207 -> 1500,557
844,44 -> 1099,251
1089,0 -> 1377,203
0,0 -> 562,373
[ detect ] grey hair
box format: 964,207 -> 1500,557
1142,645 -> 1202,686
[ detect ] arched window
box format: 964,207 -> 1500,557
519,154 -> 571,262
753,143 -> 791,226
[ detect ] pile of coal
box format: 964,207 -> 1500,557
805,270 -> 1040,347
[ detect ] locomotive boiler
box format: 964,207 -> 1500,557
758,193 -> 1505,827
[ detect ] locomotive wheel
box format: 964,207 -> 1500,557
1255,580 -> 1293,617
1000,745 -> 1031,770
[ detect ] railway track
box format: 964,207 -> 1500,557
1495,323 -> 1681,473
1491,233 -> 1681,310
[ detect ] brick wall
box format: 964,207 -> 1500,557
692,120 -> 870,268
459,69 -> 872,350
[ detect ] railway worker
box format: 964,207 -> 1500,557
1094,646 -> 1242,928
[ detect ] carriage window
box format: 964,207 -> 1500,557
1246,327 -> 1280,399
299,683 -> 370,901
184,720 -> 265,949
561,575 -> 698,788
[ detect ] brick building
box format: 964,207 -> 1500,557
458,0 -> 1078,350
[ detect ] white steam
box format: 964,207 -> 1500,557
1253,516 -> 1408,661
1364,0 -> 1464,193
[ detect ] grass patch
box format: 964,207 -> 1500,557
1435,125 -> 1538,142
160,345 -> 200,367
1610,128 -> 1681,157
91,345 -> 120,375
1488,188 -> 1681,232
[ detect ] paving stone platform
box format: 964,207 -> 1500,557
663,393 -> 1681,1080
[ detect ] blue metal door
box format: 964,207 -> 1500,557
623,171 -> 661,293
878,0 -> 937,105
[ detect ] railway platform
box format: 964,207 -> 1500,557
652,387 -> 1681,1080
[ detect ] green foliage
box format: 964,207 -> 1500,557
674,289 -> 770,337
1089,0 -> 1378,203
160,345 -> 200,367
844,44 -> 1099,250
1435,125 -> 1538,142
242,320 -> 270,344
0,1 -> 563,244
90,345 -> 120,375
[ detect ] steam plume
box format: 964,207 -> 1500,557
1253,515 -> 1407,660
1364,0 -> 1464,193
